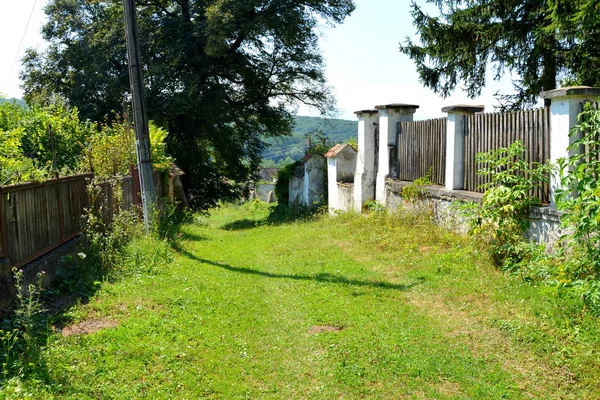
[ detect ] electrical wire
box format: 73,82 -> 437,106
3,0 -> 40,91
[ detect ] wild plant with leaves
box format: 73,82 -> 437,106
555,102 -> 600,310
0,269 -> 47,387
467,141 -> 550,267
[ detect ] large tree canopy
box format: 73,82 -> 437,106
21,0 -> 354,209
400,0 -> 600,110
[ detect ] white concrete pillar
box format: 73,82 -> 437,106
375,104 -> 419,204
327,157 -> 338,212
442,105 -> 484,191
353,109 -> 379,212
540,86 -> 600,208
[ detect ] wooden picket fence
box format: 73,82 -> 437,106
463,107 -> 551,202
394,107 -> 551,202
397,118 -> 447,186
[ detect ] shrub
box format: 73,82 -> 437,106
556,102 -> 600,278
465,141 -> 550,267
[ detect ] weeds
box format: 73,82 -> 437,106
462,141 -> 550,267
0,269 -> 46,386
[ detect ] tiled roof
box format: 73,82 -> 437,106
324,143 -> 357,158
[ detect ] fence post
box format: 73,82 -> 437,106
354,109 -> 379,212
540,86 -> 600,208
375,104 -> 419,204
442,105 -> 485,191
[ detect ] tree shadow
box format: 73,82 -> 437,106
179,248 -> 420,291
220,203 -> 323,231
221,218 -> 263,231
179,231 -> 209,242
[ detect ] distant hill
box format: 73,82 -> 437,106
0,98 -> 26,107
262,115 -> 356,167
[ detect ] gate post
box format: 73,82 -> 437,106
354,109 -> 379,212
442,105 -> 484,191
375,104 -> 419,204
540,86 -> 600,208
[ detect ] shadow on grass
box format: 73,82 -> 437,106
179,248 -> 419,291
179,231 -> 209,242
221,203 -> 323,231
221,218 -> 262,231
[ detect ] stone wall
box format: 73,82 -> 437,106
385,180 -> 564,245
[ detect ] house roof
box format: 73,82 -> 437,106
324,143 -> 357,158
258,168 -> 279,180
303,152 -> 325,162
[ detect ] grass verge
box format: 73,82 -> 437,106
2,201 -> 599,399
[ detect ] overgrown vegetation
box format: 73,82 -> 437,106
0,270 -> 47,387
554,102 -> 600,312
461,104 -> 600,315
401,166 -> 433,203
0,177 -> 178,391
273,160 -> 303,205
0,101 -> 173,185
0,101 -> 94,184
463,141 -> 550,267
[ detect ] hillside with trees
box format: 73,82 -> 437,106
261,115 -> 356,167
0,98 -> 26,107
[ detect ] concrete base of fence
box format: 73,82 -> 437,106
385,180 -> 564,246
527,208 -> 564,249
0,237 -> 81,317
386,180 -> 479,235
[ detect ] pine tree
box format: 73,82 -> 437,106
400,0 -> 563,110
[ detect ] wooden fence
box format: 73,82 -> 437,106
0,174 -> 141,269
0,175 -> 91,269
463,107 -> 551,202
396,118 -> 447,185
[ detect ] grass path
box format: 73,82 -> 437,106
14,203 -> 600,399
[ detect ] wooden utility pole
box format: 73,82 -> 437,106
123,0 -> 156,231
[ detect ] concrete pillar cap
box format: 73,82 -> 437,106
441,105 -> 485,113
354,109 -> 379,115
540,86 -> 600,99
374,103 -> 419,111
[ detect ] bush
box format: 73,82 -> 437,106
83,117 -> 173,179
464,141 -> 550,267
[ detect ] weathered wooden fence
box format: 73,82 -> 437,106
397,118 -> 447,185
463,107 -> 551,202
0,174 -> 141,269
391,108 -> 551,202
0,175 -> 91,269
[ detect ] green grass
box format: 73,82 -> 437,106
3,201 -> 600,399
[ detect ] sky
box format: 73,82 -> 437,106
0,0 -> 520,121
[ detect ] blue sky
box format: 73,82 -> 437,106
0,0 -> 520,120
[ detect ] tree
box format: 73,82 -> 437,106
546,0 -> 600,88
21,0 -> 354,209
0,101 -> 93,184
399,0 -> 597,110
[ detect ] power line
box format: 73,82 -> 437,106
3,0 -> 40,91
